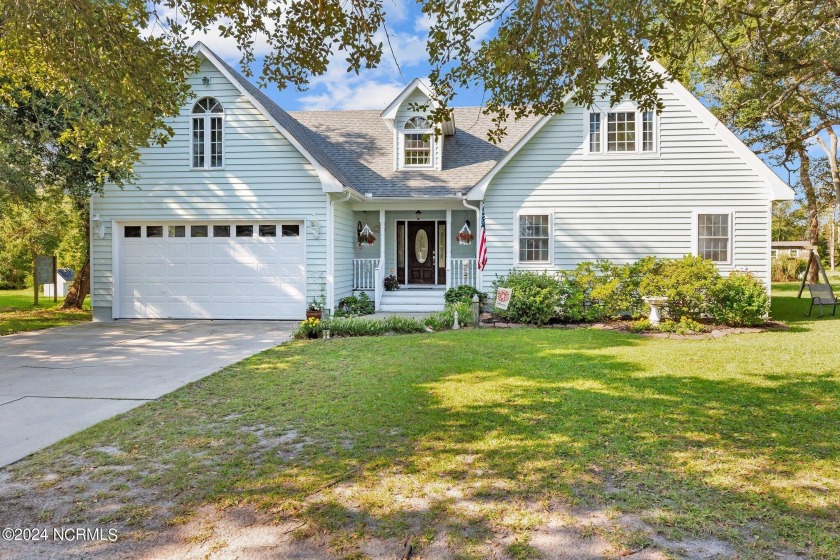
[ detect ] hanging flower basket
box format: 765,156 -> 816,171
457,231 -> 475,245
457,220 -> 475,245
357,223 -> 376,246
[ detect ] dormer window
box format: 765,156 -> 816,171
402,116 -> 434,168
191,97 -> 224,168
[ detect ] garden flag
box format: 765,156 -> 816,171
477,205 -> 488,271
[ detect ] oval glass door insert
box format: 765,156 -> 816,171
415,230 -> 429,263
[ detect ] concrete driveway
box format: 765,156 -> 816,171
0,320 -> 294,467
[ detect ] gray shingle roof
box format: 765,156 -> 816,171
289,108 -> 542,197
212,54 -> 357,192
207,45 -> 541,198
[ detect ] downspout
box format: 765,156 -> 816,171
327,188 -> 354,314
462,196 -> 482,290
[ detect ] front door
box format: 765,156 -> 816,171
408,221 -> 436,284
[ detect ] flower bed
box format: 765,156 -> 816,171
489,256 -> 771,328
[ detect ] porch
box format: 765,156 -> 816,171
348,207 -> 480,311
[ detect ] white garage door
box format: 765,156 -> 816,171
118,222 -> 306,319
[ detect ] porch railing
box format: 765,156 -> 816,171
451,258 -> 478,288
353,259 -> 380,290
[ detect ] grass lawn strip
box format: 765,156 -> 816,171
0,288 -> 90,335
0,282 -> 836,559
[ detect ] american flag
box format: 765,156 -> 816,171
477,205 -> 488,271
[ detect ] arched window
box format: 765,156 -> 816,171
402,116 -> 433,167
191,97 -> 224,168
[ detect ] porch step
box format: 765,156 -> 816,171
379,289 -> 446,312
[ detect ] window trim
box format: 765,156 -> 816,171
770,249 -> 778,259
514,210 -> 554,266
190,97 -> 225,170
789,248 -> 800,258
584,105 -> 659,155
399,116 -> 435,169
691,209 -> 734,265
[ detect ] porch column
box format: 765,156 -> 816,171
379,209 -> 385,269
446,209 -> 452,289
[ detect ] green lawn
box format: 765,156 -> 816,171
2,284 -> 838,559
0,288 -> 90,335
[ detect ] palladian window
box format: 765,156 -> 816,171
191,97 -> 224,168
402,116 -> 433,167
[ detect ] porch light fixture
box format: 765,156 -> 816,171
415,210 -> 422,220
202,77 -> 210,86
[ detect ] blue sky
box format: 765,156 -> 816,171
189,0 -> 489,112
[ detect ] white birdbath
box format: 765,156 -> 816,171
642,296 -> 669,326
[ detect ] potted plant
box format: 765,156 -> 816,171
384,274 -> 400,291
306,295 -> 325,319
357,230 -> 376,246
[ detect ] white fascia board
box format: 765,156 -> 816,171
193,43 -> 347,194
649,59 -> 795,202
381,78 -> 455,135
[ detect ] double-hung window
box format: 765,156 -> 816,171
402,116 -> 433,167
518,214 -> 551,263
697,213 -> 731,263
587,108 -> 657,154
191,97 -> 224,168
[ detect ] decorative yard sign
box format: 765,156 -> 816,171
34,255 -> 58,304
495,287 -> 512,310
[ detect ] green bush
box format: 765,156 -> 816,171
425,302 -> 472,330
770,258 -> 806,282
293,317 -> 323,339
569,257 -> 659,321
658,316 -> 705,334
334,293 -> 375,317
491,270 -> 564,325
444,285 -> 486,305
708,272 -> 769,327
639,255 -> 720,319
630,318 -> 653,333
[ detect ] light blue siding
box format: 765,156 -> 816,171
90,57 -> 328,318
482,87 -> 773,290
333,199 -> 357,302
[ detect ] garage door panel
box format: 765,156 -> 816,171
119,222 -> 306,319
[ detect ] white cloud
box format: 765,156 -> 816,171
299,78 -> 407,111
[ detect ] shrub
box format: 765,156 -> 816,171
658,317 -> 705,334
425,302 -> 472,330
444,285 -> 486,305
708,272 -> 769,327
630,318 -> 653,333
770,257 -> 807,282
569,257 -> 659,321
639,255 -> 720,319
492,270 -> 564,325
335,293 -> 375,317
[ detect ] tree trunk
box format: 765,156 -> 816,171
799,148 -> 820,283
61,255 -> 90,309
61,201 -> 90,309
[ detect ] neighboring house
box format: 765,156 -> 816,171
771,241 -> 816,260
89,43 -> 794,321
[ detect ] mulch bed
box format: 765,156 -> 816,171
478,313 -> 788,339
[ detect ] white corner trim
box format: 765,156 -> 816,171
194,43 -> 346,194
